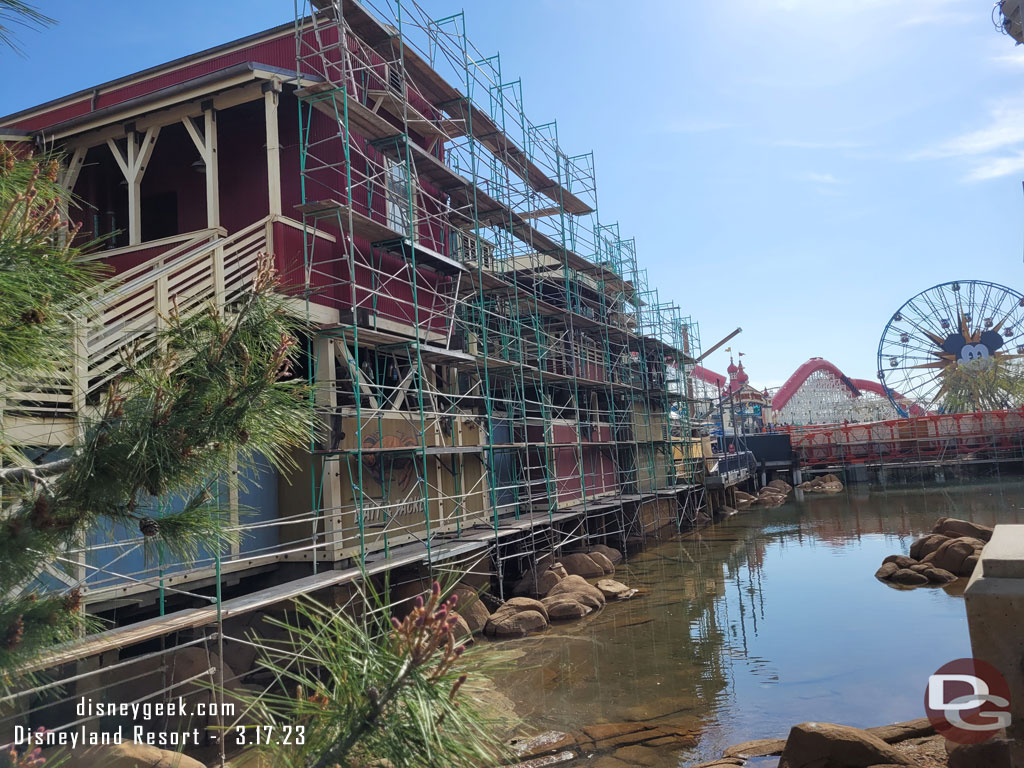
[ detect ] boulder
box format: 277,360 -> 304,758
452,586 -> 491,634
908,563 -> 932,574
588,550 -> 616,575
890,568 -> 929,586
484,609 -> 548,638
559,553 -> 605,579
547,574 -> 606,608
875,562 -> 899,580
930,537 -> 983,575
502,596 -> 550,622
57,744 -> 205,768
452,613 -> 472,640
542,596 -> 592,620
778,722 -> 912,768
960,554 -> 980,577
864,717 -> 934,743
596,579 -> 636,600
910,533 -> 950,561
612,744 -> 661,765
588,544 -> 623,565
882,555 -> 916,569
948,737 -> 1012,768
925,567 -> 957,584
934,517 -> 994,543
723,738 -> 787,757
513,567 -> 565,598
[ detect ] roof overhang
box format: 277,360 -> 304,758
9,63 -> 320,149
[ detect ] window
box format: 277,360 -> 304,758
385,157 -> 412,236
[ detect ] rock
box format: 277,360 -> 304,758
547,574 -> 606,607
542,596 -> 592,620
58,744 -> 205,768
484,609 -> 547,638
501,596 -> 550,622
612,744 -> 660,765
779,722 -> 912,767
889,568 -> 929,586
925,567 -> 958,584
452,586 -> 491,634
588,550 -> 616,575
507,755 -> 577,768
513,567 -> 564,598
947,737 -> 1012,768
865,718 -> 934,743
910,533 -> 950,561
452,613 -> 472,640
596,579 -> 635,600
908,563 -> 932,574
591,758 -> 631,768
933,517 -> 994,543
930,537 -> 982,575
723,737 -> 787,757
959,554 -> 980,577
883,555 -> 917,568
588,544 -> 623,565
581,722 -> 647,742
693,760 -> 745,768
559,553 -> 605,578
511,730 -> 576,759
875,562 -> 899,579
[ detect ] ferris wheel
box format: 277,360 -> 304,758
877,280 -> 1024,416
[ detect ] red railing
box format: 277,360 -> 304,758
778,409 -> 1024,467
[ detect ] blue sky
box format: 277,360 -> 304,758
4,0 -> 1024,387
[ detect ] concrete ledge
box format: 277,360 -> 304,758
979,524 -> 1024,579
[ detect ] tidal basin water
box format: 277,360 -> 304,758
476,479 -> 1024,766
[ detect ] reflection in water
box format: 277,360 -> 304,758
476,480 -> 1024,766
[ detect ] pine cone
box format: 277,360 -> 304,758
139,517 -> 160,537
3,616 -> 24,651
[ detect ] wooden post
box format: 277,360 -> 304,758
182,106 -> 220,230
264,82 -> 282,217
107,126 -> 159,245
314,336 -> 342,559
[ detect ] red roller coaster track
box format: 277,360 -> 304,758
773,357 -> 925,417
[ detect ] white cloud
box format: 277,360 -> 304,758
898,11 -> 973,27
664,118 -> 732,134
917,98 -> 1024,180
772,138 -> 865,150
965,152 -> 1024,182
991,49 -> 1024,67
802,172 -> 842,184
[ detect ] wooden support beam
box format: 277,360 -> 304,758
182,109 -> 219,229
264,86 -> 282,217
107,126 -> 160,245
314,337 -> 343,559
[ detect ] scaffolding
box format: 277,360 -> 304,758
293,0 -> 696,584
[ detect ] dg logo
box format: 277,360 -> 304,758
925,658 -> 1012,744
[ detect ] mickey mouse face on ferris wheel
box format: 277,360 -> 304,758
941,330 -> 1004,368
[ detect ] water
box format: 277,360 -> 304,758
475,479 -> 1024,767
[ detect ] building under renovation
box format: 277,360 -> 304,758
0,0 -> 712,751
